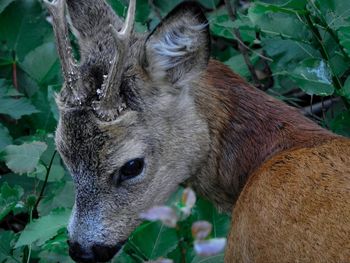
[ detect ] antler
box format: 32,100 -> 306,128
44,0 -> 85,106
92,0 -> 136,121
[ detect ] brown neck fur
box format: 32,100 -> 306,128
192,60 -> 336,212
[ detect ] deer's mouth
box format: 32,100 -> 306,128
68,240 -> 127,263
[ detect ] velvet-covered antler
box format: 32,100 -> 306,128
92,0 -> 136,121
44,0 -> 86,106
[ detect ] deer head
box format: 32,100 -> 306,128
46,0 -> 210,261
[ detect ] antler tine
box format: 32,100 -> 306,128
117,0 -> 136,40
93,0 -> 136,121
44,0 -> 82,105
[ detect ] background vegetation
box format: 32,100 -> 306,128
0,0 -> 350,262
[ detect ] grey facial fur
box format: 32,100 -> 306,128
50,0 -> 211,253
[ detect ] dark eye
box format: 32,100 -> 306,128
119,158 -> 145,182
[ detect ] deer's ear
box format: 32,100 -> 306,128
144,2 -> 210,84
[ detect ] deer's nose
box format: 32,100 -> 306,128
68,240 -> 123,262
68,241 -> 94,263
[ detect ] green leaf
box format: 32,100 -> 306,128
192,199 -> 230,238
263,39 -> 319,67
337,26 -> 350,57
26,195 -> 37,210
248,3 -> 310,40
0,0 -> 14,14
107,0 -> 149,23
209,10 -> 235,40
316,0 -> 350,30
198,0 -> 220,9
154,0 -> 182,14
38,181 -> 75,216
209,10 -> 256,42
191,252 -> 225,263
329,110 -> 350,137
340,76 -> 350,101
15,208 -> 71,248
3,141 -> 47,174
136,0 -> 150,23
28,163 -> 46,180
113,248 -> 138,263
29,163 -> 64,182
0,182 -> 24,221
289,59 -> 335,96
0,230 -> 17,262
48,164 -> 65,182
259,0 -> 307,10
128,222 -> 179,260
107,0 -> 126,17
39,230 -> 74,263
28,87 -> 58,132
0,173 -> 36,195
0,123 -> 12,152
47,85 -> 61,121
0,97 -> 39,119
0,0 -> 51,61
224,53 -> 259,79
20,42 -> 59,83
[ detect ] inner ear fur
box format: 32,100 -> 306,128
144,1 -> 210,84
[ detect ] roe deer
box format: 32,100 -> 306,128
44,0 -> 350,262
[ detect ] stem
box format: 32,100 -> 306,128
26,208 -> 33,263
33,151 -> 57,212
310,95 -> 314,116
175,225 -> 186,263
302,97 -> 340,116
12,51 -> 18,91
304,12 -> 350,109
307,0 -> 349,59
0,243 -> 21,263
26,246 -> 31,263
225,6 -> 258,83
224,0 -> 270,89
224,0 -> 236,20
234,28 -> 261,85
321,97 -> 328,127
259,29 -> 313,45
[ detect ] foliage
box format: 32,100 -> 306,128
0,0 -> 349,262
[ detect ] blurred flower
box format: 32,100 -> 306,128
194,238 -> 227,257
180,187 -> 196,216
192,221 -> 212,240
140,206 -> 178,227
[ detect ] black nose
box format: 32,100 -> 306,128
68,240 -> 124,263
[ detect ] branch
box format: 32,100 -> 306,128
224,0 -> 236,20
304,12 -> 350,110
33,151 -> 57,212
234,29 -> 261,85
302,97 -> 339,116
12,51 -> 18,91
224,1 -> 271,89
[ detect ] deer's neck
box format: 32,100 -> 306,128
192,60 -> 334,213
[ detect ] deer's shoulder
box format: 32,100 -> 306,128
226,137 -> 350,263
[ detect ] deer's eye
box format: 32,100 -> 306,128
119,158 -> 145,182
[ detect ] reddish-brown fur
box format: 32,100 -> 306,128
48,0 -> 349,259
192,60 -> 350,262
